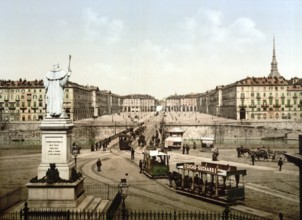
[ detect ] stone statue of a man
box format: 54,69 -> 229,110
44,56 -> 71,118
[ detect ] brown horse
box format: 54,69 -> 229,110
236,146 -> 251,157
249,149 -> 269,161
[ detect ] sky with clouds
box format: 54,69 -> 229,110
0,0 -> 301,99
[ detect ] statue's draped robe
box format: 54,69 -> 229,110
44,70 -> 69,117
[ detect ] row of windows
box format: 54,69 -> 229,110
247,99 -> 302,106
0,94 -> 45,100
0,102 -> 44,107
248,107 -> 302,112
241,92 -> 302,98
0,89 -> 43,93
250,112 -> 300,119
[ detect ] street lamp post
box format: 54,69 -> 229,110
72,147 -> 78,171
118,178 -> 130,220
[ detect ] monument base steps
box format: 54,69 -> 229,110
87,197 -> 102,211
96,200 -> 110,212
27,193 -> 87,209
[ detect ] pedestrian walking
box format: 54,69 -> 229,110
182,145 -> 186,154
131,147 -> 135,160
251,153 -> 255,165
186,145 -> 190,154
278,157 -> 284,171
193,141 -> 196,150
96,159 -> 102,172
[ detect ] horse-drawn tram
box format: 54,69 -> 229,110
142,149 -> 170,178
169,162 -> 247,205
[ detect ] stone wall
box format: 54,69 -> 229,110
0,121 -> 127,148
164,124 -> 300,141
0,120 -> 301,148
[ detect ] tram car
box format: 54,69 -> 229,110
142,149 -> 170,178
118,134 -> 133,150
169,162 -> 246,205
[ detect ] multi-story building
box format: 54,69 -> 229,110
198,39 -> 302,120
65,82 -> 94,121
199,87 -> 223,116
122,94 -> 156,112
0,79 -> 45,122
109,91 -> 122,114
165,95 -> 180,112
0,79 -> 113,121
91,89 -> 121,117
166,93 -> 199,112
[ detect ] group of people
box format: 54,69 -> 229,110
149,130 -> 161,147
91,137 -> 112,152
72,142 -> 81,154
182,144 -> 190,154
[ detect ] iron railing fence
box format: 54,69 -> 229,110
84,184 -> 119,200
0,209 -> 269,220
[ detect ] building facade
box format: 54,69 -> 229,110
0,80 -> 115,121
0,79 -> 45,122
198,39 -> 302,120
65,82 -> 94,121
166,93 -> 199,112
122,94 -> 156,112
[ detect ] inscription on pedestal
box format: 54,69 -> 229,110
46,137 -> 63,158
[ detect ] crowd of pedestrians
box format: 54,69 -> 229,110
91,137 -> 112,152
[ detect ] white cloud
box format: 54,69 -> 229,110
83,8 -> 124,44
180,8 -> 265,49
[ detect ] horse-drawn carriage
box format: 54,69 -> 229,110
138,134 -> 146,146
236,146 -> 287,161
169,162 -> 246,205
119,134 -> 133,150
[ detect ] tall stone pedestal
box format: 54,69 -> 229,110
25,117 -> 109,211
38,118 -> 74,180
27,178 -> 86,208
26,117 -> 87,209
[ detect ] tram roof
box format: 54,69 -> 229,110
165,136 -> 182,142
176,162 -> 246,177
143,149 -> 169,157
166,127 -> 184,133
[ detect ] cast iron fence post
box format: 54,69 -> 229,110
20,202 -> 29,220
223,205 -> 230,220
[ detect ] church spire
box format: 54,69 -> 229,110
268,36 -> 281,77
